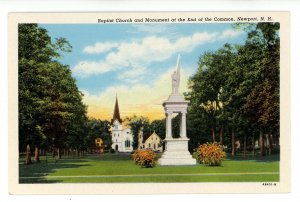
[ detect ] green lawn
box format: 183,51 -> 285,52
19,153 -> 279,183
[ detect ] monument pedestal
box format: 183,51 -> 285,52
158,138 -> 196,165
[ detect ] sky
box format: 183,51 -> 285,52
40,23 -> 247,121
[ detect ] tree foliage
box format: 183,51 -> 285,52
124,115 -> 151,149
186,23 -> 280,155
18,24 -> 87,158
86,119 -> 111,149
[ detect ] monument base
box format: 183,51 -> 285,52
158,138 -> 197,166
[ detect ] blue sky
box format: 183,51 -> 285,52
40,23 -> 247,121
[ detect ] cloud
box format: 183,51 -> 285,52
83,42 -> 118,54
219,29 -> 242,39
82,68 -> 190,121
73,29 -> 242,78
72,60 -> 122,77
117,66 -> 147,84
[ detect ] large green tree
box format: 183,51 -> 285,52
186,44 -> 236,145
240,23 -> 280,155
18,24 -> 87,160
185,23 -> 280,156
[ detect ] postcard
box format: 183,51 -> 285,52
8,12 -> 290,194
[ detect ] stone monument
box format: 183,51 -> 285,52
158,55 -> 197,165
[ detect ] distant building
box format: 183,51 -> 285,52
95,138 -> 104,153
138,131 -> 163,152
95,138 -> 104,147
111,96 -> 133,152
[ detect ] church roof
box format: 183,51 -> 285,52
111,96 -> 122,124
142,133 -> 152,143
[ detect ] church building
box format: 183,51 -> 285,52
138,131 -> 163,152
110,96 -> 133,152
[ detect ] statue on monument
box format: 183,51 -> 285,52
171,55 -> 181,94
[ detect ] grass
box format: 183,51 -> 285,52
19,153 -> 279,183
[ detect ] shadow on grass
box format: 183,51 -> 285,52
225,153 -> 279,162
86,153 -> 133,161
19,158 -> 90,184
19,178 -> 63,183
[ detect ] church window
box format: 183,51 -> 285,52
154,144 -> 156,149
149,143 -> 151,148
143,145 -> 145,149
125,139 -> 130,148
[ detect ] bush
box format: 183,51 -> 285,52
196,142 -> 226,166
132,149 -> 156,168
110,148 -> 115,153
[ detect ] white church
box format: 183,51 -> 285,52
110,97 -> 134,152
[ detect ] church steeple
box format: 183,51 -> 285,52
111,95 -> 122,124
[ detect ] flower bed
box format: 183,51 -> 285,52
196,142 -> 226,166
132,149 -> 157,168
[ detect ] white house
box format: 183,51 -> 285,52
138,131 -> 163,152
111,96 -> 133,152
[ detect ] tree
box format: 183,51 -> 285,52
102,132 -> 112,150
239,23 -> 280,155
85,119 -> 111,152
150,119 -> 166,140
185,23 -> 280,156
186,44 -> 236,145
18,24 -> 87,160
125,115 -> 150,149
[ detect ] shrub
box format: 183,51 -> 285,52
132,149 -> 156,168
196,142 -> 226,166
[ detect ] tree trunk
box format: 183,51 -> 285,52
57,148 -> 61,159
25,144 -> 32,165
268,134 -> 273,155
219,126 -> 223,144
259,131 -> 265,156
231,129 -> 235,156
212,127 -> 215,143
243,134 -> 246,158
252,134 -> 255,157
34,146 -> 40,163
52,148 -> 56,158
